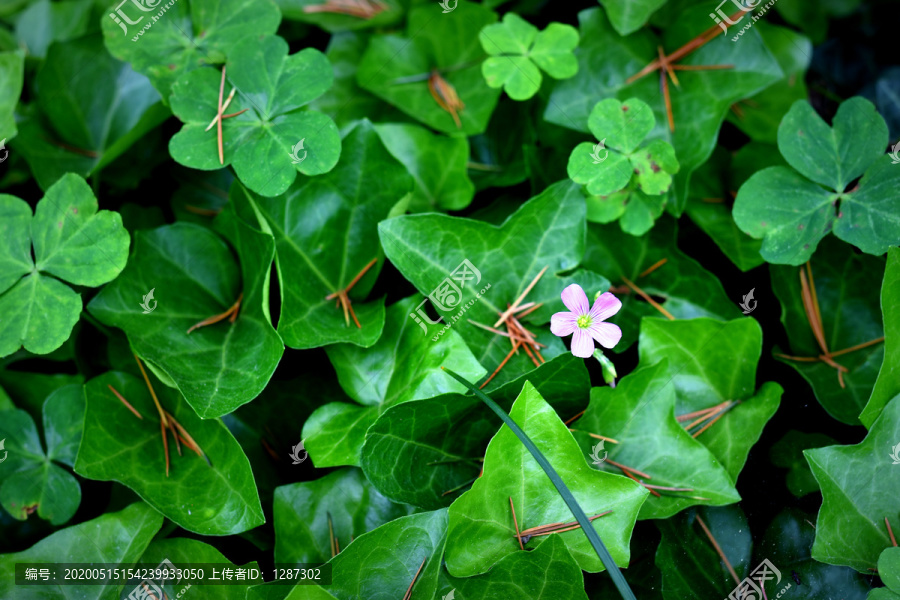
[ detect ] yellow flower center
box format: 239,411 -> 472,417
576,314 -> 592,329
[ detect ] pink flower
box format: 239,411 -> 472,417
550,284 -> 622,358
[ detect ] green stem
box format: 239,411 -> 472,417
442,367 -> 637,600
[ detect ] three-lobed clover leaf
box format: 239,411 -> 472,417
169,34 -> 341,197
0,173 -> 130,357
734,97 -> 898,265
479,13 -> 579,101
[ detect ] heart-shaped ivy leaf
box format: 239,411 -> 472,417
101,0 -> 282,101
445,382 -> 648,576
734,98 -> 897,264
169,35 -> 341,197
0,385 -> 83,525
0,173 -> 129,357
479,13 -> 579,101
75,371 -> 265,536
603,0 -> 667,36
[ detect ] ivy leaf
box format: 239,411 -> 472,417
281,509 -> 449,600
302,294 -> 486,467
582,216 -> 741,352
546,7 -> 782,213
169,35 -> 341,197
361,353 -> 588,509
479,13 -> 579,101
87,222 -> 283,418
0,502 -> 162,599
770,237 -> 885,425
603,0 -> 667,36
0,49 -> 24,140
439,534 -> 589,599
242,119 -> 411,349
275,0 -> 403,31
15,36 -> 167,191
374,122 -> 475,212
380,179 -> 610,389
0,174 -> 130,358
638,317 -> 782,480
75,371 -> 265,536
861,248 -> 900,428
769,431 -> 836,498
0,385 -> 83,525
356,1 -> 501,135
804,394 -> 900,572
445,382 -> 648,576
734,98 -> 897,264
101,0 -> 282,101
274,467 -> 415,565
12,0 -> 93,60
573,360 -> 740,520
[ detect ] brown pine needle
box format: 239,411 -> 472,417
520,340 -> 542,368
187,292 -> 243,334
134,353 -> 167,427
170,416 -> 208,464
887,517 -> 898,547
167,418 -> 182,456
621,276 -> 675,320
494,266 -> 549,328
479,344 -> 518,389
564,409 -> 586,426
108,385 -> 143,420
643,484 -> 694,491
402,557 -> 427,600
604,458 -> 652,480
467,319 -> 544,346
692,410 -> 728,438
205,87 -> 237,131
658,46 -> 680,88
216,67 -> 225,165
672,64 -> 735,71
682,402 -> 731,431
428,70 -> 464,129
567,428 -> 620,444
676,401 -> 730,422
303,0 -> 387,18
160,420 -> 170,477
518,511 -> 611,538
326,258 -> 378,328
184,205 -> 222,216
510,497 -> 525,551
222,108 -> 249,119
328,512 -> 337,558
621,468 -> 662,496
696,515 -> 741,586
701,197 -> 725,204
828,337 -> 885,358
513,302 -> 543,319
639,258 -> 668,278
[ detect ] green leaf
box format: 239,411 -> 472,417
0,385 -> 83,525
638,317 -> 782,480
0,49 -> 24,141
0,370 -> 84,423
769,431 -> 836,498
302,294 -> 486,467
573,361 -> 740,519
88,221 -> 282,418
374,122 -> 475,212
861,248 -> 900,427
15,36 -> 167,190
479,14 -> 579,101
582,216 -> 742,351
603,0 -> 667,36
734,98 -> 898,264
546,7 -> 782,213
12,0 -> 93,59
770,237 -> 885,425
274,0 -> 403,31
282,509 -> 449,600
356,1 -> 501,135
75,371 -> 264,535
361,353 -> 589,509
242,119 -> 411,349
101,0 -> 282,101
805,394 -> 900,572
380,179 -> 610,389
879,547 -> 900,594
445,382 -> 648,576
169,35 -> 341,197
0,502 -> 163,600
273,467 -> 415,564
0,174 -> 129,358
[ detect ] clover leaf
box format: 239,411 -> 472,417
734,97 -> 898,265
169,34 -> 341,197
478,13 -> 579,101
0,174 -> 130,357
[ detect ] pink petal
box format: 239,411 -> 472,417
570,328 -> 595,358
550,312 -> 578,337
560,284 -> 590,316
589,292 -> 622,322
589,322 -> 622,349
